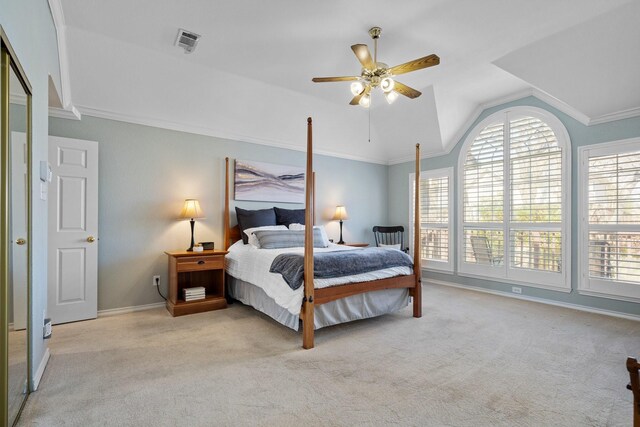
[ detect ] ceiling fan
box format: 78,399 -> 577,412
312,27 -> 440,108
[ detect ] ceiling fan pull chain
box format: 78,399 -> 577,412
368,107 -> 371,143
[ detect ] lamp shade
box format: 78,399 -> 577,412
179,199 -> 205,219
332,205 -> 349,221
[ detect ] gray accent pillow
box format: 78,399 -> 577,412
274,207 -> 305,227
253,229 -> 327,249
235,207 -> 276,244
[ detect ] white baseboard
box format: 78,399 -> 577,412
426,278 -> 640,322
98,302 -> 165,318
33,347 -> 51,391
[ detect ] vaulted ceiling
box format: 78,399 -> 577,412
53,0 -> 640,164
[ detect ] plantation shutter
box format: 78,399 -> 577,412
421,175 -> 449,262
587,150 -> 640,284
509,117 -> 563,272
459,108 -> 569,290
462,122 -> 504,264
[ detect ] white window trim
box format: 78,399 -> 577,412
457,106 -> 571,292
577,137 -> 640,303
409,167 -> 454,272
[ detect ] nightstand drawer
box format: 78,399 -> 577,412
176,256 -> 224,272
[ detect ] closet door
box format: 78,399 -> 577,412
1,36 -> 32,427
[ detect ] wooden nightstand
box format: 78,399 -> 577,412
165,250 -> 228,316
342,243 -> 369,247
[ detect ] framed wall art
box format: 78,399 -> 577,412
234,159 -> 305,203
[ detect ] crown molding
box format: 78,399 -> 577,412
47,0 -> 74,110
528,88 -> 591,125
9,93 -> 26,105
49,106 -> 81,120
387,149 -> 449,166
588,106 -> 640,125
74,105 -> 389,165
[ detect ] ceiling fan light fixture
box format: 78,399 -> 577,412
384,90 -> 399,105
380,77 -> 395,92
311,26 -> 439,107
350,81 -> 365,96
359,93 -> 371,108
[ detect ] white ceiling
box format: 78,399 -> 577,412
55,0 -> 640,164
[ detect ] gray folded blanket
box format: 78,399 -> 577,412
270,247 -> 414,290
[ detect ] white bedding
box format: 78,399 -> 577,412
225,241 -> 413,315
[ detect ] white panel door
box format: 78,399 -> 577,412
48,136 -> 99,324
10,132 -> 28,330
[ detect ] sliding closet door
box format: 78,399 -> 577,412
1,29 -> 32,427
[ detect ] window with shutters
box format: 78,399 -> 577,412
458,107 -> 571,291
410,168 -> 453,272
578,138 -> 640,302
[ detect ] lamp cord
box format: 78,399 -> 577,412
155,277 -> 167,301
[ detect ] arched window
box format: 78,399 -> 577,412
458,107 -> 571,291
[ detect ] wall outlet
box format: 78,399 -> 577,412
511,286 -> 522,294
153,275 -> 160,287
43,318 -> 52,339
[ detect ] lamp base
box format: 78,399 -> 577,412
186,219 -> 195,252
337,220 -> 345,245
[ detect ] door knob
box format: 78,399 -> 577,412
16,238 -> 26,245
87,236 -> 96,243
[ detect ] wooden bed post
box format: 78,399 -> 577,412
224,157 -> 230,250
302,117 -> 315,349
413,144 -> 422,318
312,172 -> 316,226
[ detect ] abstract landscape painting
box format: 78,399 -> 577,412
234,159 -> 305,203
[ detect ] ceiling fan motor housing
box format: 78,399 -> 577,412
362,63 -> 390,87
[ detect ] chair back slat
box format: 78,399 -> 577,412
372,226 -> 407,252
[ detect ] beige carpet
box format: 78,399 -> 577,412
18,284 -> 640,426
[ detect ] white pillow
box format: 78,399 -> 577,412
288,223 -> 330,247
379,243 -> 402,251
243,225 -> 287,248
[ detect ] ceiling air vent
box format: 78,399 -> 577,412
175,29 -> 200,54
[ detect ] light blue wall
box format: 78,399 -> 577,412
49,115 -> 388,310
1,0 -> 61,387
389,96 -> 640,316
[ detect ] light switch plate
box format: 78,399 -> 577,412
40,182 -> 47,200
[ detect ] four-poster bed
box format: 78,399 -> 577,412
223,117 -> 422,349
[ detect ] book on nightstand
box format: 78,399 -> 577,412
183,286 -> 206,301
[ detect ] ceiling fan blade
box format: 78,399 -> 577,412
393,81 -> 422,99
349,86 -> 370,105
388,54 -> 440,76
349,93 -> 364,105
351,44 -> 375,70
312,76 -> 360,83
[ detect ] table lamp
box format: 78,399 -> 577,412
332,205 -> 349,245
180,199 -> 205,251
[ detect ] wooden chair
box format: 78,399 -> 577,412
470,235 -> 503,265
373,226 -> 408,253
628,357 -> 640,427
